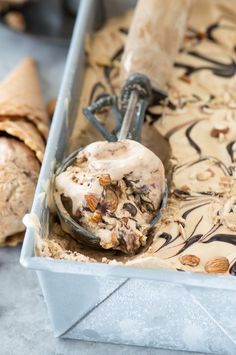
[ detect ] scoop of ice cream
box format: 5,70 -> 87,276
0,137 -> 40,243
55,139 -> 165,254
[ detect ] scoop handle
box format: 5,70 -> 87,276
121,0 -> 192,92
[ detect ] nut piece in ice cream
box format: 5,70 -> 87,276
85,193 -> 99,212
210,123 -> 229,138
90,209 -> 102,224
55,139 -> 165,254
179,254 -> 200,267
196,169 -> 214,181
101,188 -> 118,213
0,137 -> 40,244
204,257 -> 229,274
98,174 -> 112,187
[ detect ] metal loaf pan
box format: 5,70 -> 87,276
20,0 -> 236,353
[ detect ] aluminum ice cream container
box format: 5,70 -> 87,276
20,0 -> 236,353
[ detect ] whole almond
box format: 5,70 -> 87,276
111,231 -> 118,244
204,257 -> 229,274
85,193 -> 99,212
95,55 -> 111,67
179,254 -> 200,267
196,168 -> 214,181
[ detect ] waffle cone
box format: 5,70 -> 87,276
0,118 -> 45,162
0,57 -> 49,138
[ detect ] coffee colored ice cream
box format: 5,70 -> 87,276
40,0 -> 236,275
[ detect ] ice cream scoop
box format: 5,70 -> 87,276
55,139 -> 165,254
54,0 -> 191,254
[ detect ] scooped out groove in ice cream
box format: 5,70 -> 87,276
55,139 -> 165,254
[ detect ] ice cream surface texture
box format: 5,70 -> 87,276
40,0 -> 236,275
55,139 -> 165,254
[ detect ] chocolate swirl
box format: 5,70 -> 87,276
175,51 -> 236,78
203,234 -> 236,246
